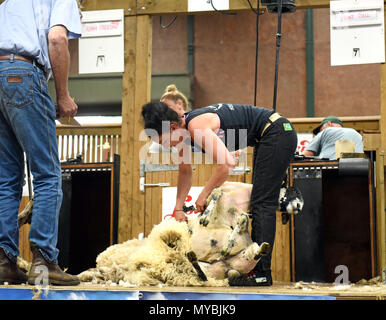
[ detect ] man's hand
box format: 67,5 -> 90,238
57,95 -> 78,118
302,150 -> 315,157
48,25 -> 76,119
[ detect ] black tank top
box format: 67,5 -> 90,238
184,104 -> 274,151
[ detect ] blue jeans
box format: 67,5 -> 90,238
0,59 -> 62,263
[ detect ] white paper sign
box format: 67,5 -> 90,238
188,0 -> 229,12
330,0 -> 385,66
162,187 -> 203,220
81,20 -> 123,38
79,9 -> 124,74
334,10 -> 378,26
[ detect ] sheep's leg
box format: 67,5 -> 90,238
253,242 -> 271,261
199,188 -> 222,227
226,242 -> 270,275
221,214 -> 248,257
186,251 -> 207,281
226,242 -> 260,275
227,269 -> 241,279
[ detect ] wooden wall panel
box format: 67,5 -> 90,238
313,9 -> 380,117
271,215 -> 291,282
193,10 -> 307,118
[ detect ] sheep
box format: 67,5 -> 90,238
78,181 -> 302,287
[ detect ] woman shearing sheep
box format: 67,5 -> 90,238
141,85 -> 297,286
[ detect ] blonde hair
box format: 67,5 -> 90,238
160,84 -> 190,111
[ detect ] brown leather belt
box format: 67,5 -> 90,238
0,55 -> 44,71
0,55 -> 33,63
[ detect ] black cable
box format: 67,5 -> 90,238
272,0 -> 283,112
160,16 -> 178,29
209,0 -> 262,105
209,0 -> 236,15
247,0 -> 265,106
246,0 -> 260,14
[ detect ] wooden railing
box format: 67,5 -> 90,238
56,124 -> 121,163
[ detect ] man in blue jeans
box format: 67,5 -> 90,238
0,0 -> 81,285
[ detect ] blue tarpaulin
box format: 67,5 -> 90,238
0,287 -> 335,300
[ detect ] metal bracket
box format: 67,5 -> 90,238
139,161 -> 250,192
231,166 -> 251,175
139,161 -> 178,192
139,177 -> 170,193
140,160 -> 179,177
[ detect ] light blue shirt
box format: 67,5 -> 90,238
305,127 -> 364,160
0,0 -> 81,78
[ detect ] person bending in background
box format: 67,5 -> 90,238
141,87 -> 297,286
302,116 -> 364,160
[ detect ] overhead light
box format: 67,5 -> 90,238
261,0 -> 296,14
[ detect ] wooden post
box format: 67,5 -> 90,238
382,41 -> 386,155
375,152 -> 386,277
119,14 -> 152,242
378,8 -> 386,276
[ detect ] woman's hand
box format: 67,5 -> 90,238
195,192 -> 209,213
174,209 -> 187,222
230,149 -> 241,162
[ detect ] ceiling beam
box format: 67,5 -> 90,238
81,0 -> 136,14
81,0 -> 331,14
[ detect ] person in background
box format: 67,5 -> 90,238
0,0 -> 81,285
142,89 -> 298,286
302,116 -> 364,160
160,84 -> 190,114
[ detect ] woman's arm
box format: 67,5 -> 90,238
195,162 -> 234,212
174,162 -> 192,221
190,126 -> 236,212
